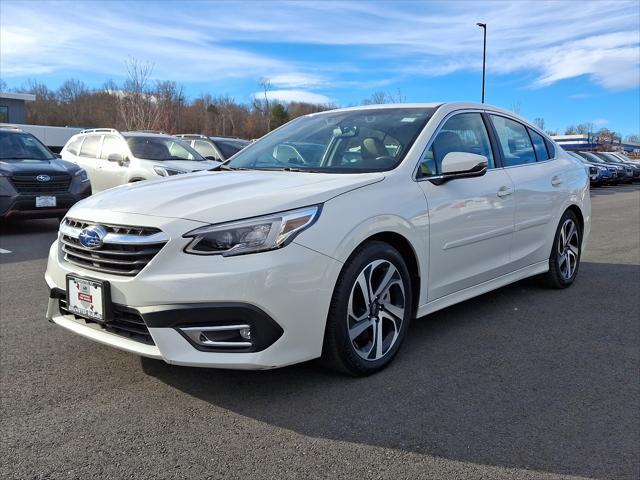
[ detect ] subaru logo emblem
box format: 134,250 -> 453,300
36,174 -> 51,182
78,225 -> 108,250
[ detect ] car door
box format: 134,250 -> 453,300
417,112 -> 516,300
96,135 -> 129,190
76,134 -> 102,187
489,115 -> 566,270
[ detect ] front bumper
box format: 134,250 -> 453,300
45,218 -> 343,369
0,187 -> 91,220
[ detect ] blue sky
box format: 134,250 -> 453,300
1,0 -> 639,136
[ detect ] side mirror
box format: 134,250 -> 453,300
107,153 -> 127,166
430,152 -> 488,185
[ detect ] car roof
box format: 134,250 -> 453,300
121,131 -> 173,138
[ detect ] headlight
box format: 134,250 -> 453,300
183,205 -> 321,256
154,166 -> 186,177
74,169 -> 89,182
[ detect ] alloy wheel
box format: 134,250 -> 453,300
557,218 -> 580,280
347,259 -> 406,361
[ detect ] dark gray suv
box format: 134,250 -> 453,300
0,128 -> 91,221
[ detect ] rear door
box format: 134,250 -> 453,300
417,111 -> 516,300
489,114 -> 567,269
76,134 -> 102,187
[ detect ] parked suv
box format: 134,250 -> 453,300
61,129 -> 220,192
0,127 -> 91,220
176,135 -> 250,161
593,152 -> 636,182
45,103 -> 590,375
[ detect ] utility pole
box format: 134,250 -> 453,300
477,23 -> 487,103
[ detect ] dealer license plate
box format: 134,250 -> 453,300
36,196 -> 56,208
66,275 -> 106,321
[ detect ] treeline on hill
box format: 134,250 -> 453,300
3,60 -> 334,140
3,59 -> 637,144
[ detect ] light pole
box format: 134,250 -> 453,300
477,22 -> 487,103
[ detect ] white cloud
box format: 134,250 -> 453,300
254,89 -> 332,104
1,0 -> 638,93
592,118 -> 609,126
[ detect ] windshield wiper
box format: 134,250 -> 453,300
1,156 -> 51,160
208,164 -> 250,171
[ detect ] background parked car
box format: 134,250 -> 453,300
175,134 -> 250,161
61,129 -> 220,192
593,152 -> 637,182
576,151 -> 625,184
600,152 -> 640,180
565,150 -> 611,186
0,127 -> 91,221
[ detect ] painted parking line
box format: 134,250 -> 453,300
0,248 -> 12,254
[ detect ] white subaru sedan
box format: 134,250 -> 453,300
45,103 -> 590,375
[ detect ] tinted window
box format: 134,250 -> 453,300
490,115 -> 536,166
193,140 -> 220,160
419,113 -> 494,176
0,106 -> 8,123
125,136 -> 205,161
66,137 -> 83,155
100,135 -> 127,160
79,135 -> 101,158
213,139 -> 248,159
528,128 -> 550,161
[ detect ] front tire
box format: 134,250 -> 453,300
321,241 -> 413,375
541,210 -> 582,289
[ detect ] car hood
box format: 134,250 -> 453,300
151,159 -> 220,172
0,158 -> 80,175
74,169 -> 384,223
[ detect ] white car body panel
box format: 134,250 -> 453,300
45,102 -> 591,369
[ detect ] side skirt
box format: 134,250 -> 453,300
417,260 -> 549,318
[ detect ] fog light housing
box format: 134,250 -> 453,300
179,324 -> 252,349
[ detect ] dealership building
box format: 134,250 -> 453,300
551,134 -> 640,153
0,92 -> 35,124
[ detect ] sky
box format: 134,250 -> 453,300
1,0 -> 639,136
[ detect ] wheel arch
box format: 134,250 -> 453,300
351,231 -> 421,317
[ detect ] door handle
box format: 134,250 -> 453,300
551,175 -> 563,186
497,186 -> 514,198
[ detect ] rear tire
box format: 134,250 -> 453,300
321,241 -> 413,376
540,210 -> 582,289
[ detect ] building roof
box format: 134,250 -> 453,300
0,92 -> 36,102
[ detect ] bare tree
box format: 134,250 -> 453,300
117,58 -> 160,131
533,117 -> 545,130
509,101 -> 522,115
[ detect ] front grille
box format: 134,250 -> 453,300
58,293 -> 154,345
10,174 -> 71,193
60,218 -> 168,276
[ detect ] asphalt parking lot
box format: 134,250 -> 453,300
1,185 -> 638,480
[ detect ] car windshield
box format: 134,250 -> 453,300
0,131 -> 55,161
125,136 -> 205,161
578,152 -> 604,163
226,108 -> 436,173
213,139 -> 250,159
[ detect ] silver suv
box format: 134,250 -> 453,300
61,129 -> 220,192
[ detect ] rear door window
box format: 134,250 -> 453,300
79,135 -> 101,158
528,128 -> 550,161
489,115 -> 536,167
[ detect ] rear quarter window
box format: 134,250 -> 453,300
65,137 -> 84,155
